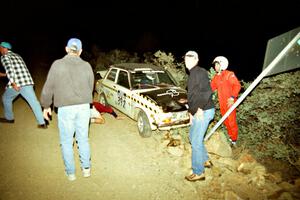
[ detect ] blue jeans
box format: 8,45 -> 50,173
189,108 -> 215,175
2,85 -> 45,124
57,104 -> 91,175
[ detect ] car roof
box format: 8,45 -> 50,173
111,63 -> 164,72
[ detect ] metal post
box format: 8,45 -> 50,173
204,32 -> 300,141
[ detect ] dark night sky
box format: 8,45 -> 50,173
0,0 -> 299,81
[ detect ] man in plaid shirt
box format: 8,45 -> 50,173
0,41 -> 47,128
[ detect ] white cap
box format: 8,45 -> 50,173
185,51 -> 198,60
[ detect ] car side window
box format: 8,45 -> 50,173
107,69 -> 117,82
117,70 -> 130,89
132,72 -> 143,89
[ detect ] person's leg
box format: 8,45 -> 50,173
189,117 -> 204,175
110,110 -> 118,118
90,106 -> 105,124
74,104 -> 91,170
189,118 -> 208,174
20,85 -> 45,125
57,106 -> 76,175
2,88 -> 19,120
226,110 -> 238,141
92,117 -> 105,124
219,102 -> 233,141
190,108 -> 215,175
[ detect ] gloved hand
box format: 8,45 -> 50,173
227,97 -> 235,107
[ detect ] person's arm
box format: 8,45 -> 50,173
210,75 -> 218,91
110,110 -> 118,118
196,69 -> 213,109
228,72 -> 241,98
227,71 -> 241,107
0,72 -> 6,77
43,108 -> 52,121
1,56 -> 15,82
105,106 -> 124,120
187,71 -> 198,114
40,62 -> 57,109
1,56 -> 19,90
87,63 -> 94,96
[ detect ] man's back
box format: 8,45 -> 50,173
1,51 -> 34,88
41,54 -> 94,108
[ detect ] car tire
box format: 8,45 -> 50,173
137,110 -> 152,138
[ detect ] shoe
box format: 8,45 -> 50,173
230,141 -> 237,148
204,160 -> 213,168
82,168 -> 91,178
37,124 -> 47,129
185,173 -> 205,182
44,118 -> 49,126
67,174 -> 76,181
229,138 -> 237,146
0,118 -> 14,123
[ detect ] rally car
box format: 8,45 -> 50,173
94,63 -> 190,137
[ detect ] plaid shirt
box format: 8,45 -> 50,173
1,50 -> 34,89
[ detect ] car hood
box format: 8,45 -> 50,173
140,87 -> 188,112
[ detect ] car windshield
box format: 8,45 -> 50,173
131,70 -> 176,89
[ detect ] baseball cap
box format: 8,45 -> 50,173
0,42 -> 12,49
185,51 -> 198,59
67,38 -> 82,51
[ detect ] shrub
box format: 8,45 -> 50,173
237,70 -> 300,164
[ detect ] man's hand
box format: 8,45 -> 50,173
0,72 -> 6,77
195,108 -> 204,120
178,98 -> 187,104
12,83 -> 20,91
43,108 -> 52,121
227,97 -> 235,107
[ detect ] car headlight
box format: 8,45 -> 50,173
157,111 -> 188,125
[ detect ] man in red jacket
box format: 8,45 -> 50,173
210,56 -> 241,145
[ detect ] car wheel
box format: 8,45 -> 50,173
137,110 -> 152,138
98,93 -> 108,106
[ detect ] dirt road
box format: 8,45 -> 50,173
1,62 -> 299,200
0,66 -> 202,200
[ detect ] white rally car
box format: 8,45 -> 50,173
94,63 -> 190,137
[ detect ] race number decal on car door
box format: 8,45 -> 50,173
117,90 -> 126,108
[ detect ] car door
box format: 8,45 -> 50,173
101,68 -> 118,107
114,70 -> 132,116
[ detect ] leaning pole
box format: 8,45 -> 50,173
204,31 -> 300,141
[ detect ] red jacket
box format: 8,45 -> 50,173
93,102 -> 113,114
211,70 -> 241,103
211,70 -> 241,141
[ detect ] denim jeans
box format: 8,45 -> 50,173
2,85 -> 45,124
57,104 -> 91,175
189,108 -> 215,175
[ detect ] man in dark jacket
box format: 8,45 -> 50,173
40,38 -> 94,181
183,51 -> 215,182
